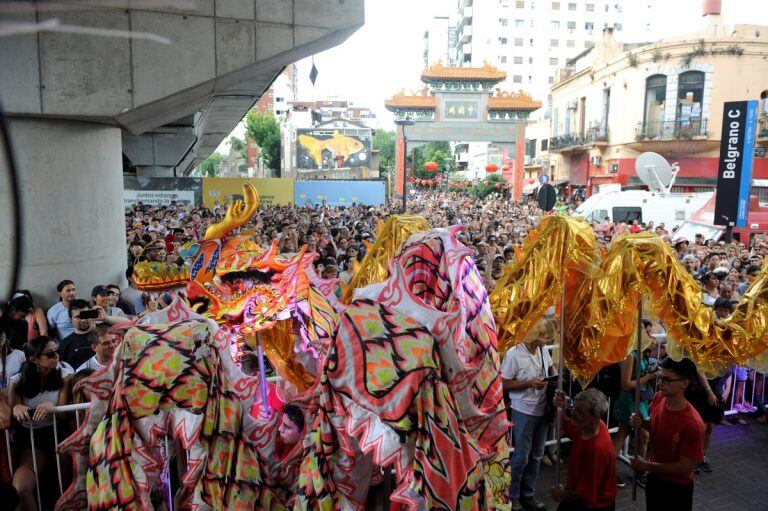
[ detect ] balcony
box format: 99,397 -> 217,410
635,119 -> 709,141
549,125 -> 609,152
460,25 -> 472,43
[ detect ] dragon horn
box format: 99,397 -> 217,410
204,183 -> 260,240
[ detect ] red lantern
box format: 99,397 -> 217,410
502,165 -> 510,171
424,161 -> 439,172
485,163 -> 499,173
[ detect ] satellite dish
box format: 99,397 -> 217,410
635,152 -> 673,192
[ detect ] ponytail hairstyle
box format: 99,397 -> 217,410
17,336 -> 63,399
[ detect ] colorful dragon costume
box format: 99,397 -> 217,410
58,184 -> 511,510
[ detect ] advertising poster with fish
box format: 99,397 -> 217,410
297,128 -> 372,170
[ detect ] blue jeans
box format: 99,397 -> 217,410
509,408 -> 550,500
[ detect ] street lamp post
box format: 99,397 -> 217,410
395,117 -> 415,213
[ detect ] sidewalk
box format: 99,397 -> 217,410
534,417 -> 768,510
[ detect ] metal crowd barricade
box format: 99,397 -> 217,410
9,402 -> 90,511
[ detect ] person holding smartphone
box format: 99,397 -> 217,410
501,318 -> 557,511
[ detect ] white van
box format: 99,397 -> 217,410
573,185 -> 713,228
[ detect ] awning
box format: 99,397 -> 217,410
753,179 -> 768,187
523,183 -> 539,195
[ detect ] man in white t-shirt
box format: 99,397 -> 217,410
76,326 -> 117,373
501,319 -> 556,511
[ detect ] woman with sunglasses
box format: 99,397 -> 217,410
8,336 -> 72,511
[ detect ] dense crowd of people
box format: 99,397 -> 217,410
0,189 -> 766,510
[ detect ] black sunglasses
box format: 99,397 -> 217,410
41,349 -> 60,359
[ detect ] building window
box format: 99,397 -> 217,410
615,23 -> 622,31
499,37 -> 508,45
548,76 -> 554,84
513,75 -> 523,83
605,3 -> 609,11
549,57 -> 558,65
500,55 -> 508,63
530,19 -> 535,27
551,21 -> 560,29
568,2 -> 577,10
586,3 -> 595,11
585,40 -> 595,48
552,2 -> 560,9
529,56 -> 534,63
567,39 -> 575,47
585,21 -> 594,31
528,75 -> 533,83
567,21 -> 576,30
516,0 -> 525,7
514,56 -> 524,64
530,38 -> 535,45
515,37 -> 524,46
500,18 -> 509,26
677,71 -> 705,125
541,139 -> 549,151
550,38 -> 559,47
515,19 -> 525,27
616,2 -> 623,11
643,74 -> 667,128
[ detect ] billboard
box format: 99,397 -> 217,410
714,100 -> 758,227
123,176 -> 201,206
124,190 -> 195,207
202,178 -> 294,208
296,128 -> 371,170
294,180 -> 386,207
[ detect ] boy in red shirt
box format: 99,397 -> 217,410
552,388 -> 617,511
630,357 -> 705,511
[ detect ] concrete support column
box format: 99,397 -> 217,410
0,119 -> 126,306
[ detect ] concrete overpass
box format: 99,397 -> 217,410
0,0 -> 364,302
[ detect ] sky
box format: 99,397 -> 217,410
218,0 -> 767,153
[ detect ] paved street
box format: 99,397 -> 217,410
535,417 -> 768,511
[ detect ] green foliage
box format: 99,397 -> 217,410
228,136 -> 247,160
245,111 -> 281,170
470,173 -> 506,199
198,152 -> 223,177
413,141 -> 453,179
372,130 -> 395,175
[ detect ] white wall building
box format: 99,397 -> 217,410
452,0 -> 630,176
423,16 -> 455,68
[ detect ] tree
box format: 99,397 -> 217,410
228,136 -> 247,160
198,152 -> 223,177
245,111 -> 281,170
471,173 -> 506,199
372,130 -> 395,175
413,141 -> 453,180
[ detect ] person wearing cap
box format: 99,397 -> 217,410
144,240 -> 167,263
502,318 -> 556,511
47,280 -> 77,341
91,285 -> 126,318
673,239 -> 689,259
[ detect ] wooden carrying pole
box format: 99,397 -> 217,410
555,276 -> 566,485
632,301 -> 643,501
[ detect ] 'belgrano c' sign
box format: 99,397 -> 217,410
714,100 -> 758,227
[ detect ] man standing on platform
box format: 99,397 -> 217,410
551,388 -> 617,511
630,357 -> 705,511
